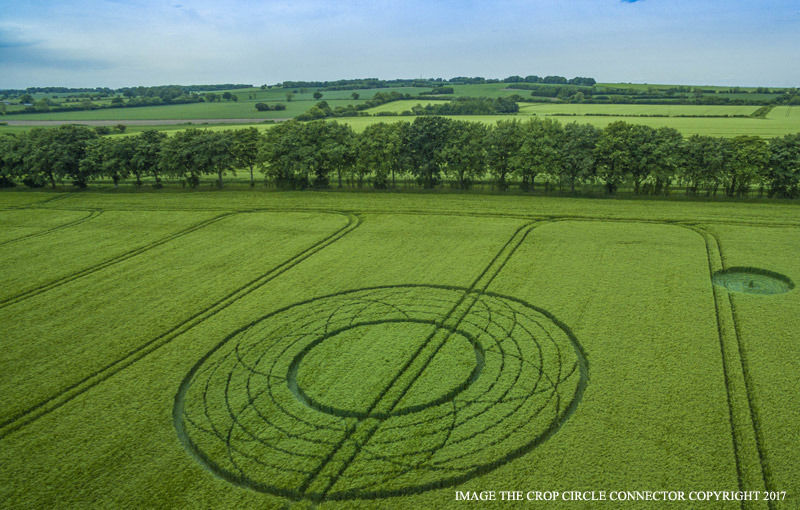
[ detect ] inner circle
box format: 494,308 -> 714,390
287,319 -> 484,420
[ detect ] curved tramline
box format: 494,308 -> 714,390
175,224 -> 589,502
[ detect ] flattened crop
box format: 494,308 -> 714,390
175,285 -> 586,501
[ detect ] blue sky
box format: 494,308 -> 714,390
1,0 -> 798,88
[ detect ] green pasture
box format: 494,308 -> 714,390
4,79 -> 798,140
365,99 -> 449,114
297,87 -> 423,101
0,124 -> 38,135
3,96 -> 410,122
767,106 -> 797,119
0,87 -> 421,122
446,84 -> 535,98
6,106 -> 799,138
596,82 -> 776,93
517,103 -> 760,117
2,100 -> 297,121
338,111 -> 800,137
0,190 -> 798,509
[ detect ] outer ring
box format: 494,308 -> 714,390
174,284 -> 588,502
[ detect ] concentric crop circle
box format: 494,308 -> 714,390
712,267 -> 794,295
174,285 -> 587,501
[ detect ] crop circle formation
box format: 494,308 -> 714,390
175,285 -> 586,501
712,267 -> 794,295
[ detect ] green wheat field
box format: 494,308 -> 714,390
1,190 -> 798,509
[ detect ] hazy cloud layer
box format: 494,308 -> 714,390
1,0 -> 798,88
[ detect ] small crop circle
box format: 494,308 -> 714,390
712,267 -> 794,295
175,285 -> 586,501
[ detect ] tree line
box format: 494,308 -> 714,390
4,89 -> 243,116
298,96 -> 522,121
0,119 -> 798,198
276,75 -> 595,92
506,83 -> 800,106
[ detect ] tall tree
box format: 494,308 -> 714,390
517,118 -> 564,191
402,116 -> 452,188
559,123 -> 599,193
357,121 -> 407,188
0,134 -> 20,187
311,121 -> 356,188
230,127 -> 263,187
627,124 -> 659,195
441,120 -> 488,189
728,135 -> 770,196
486,120 -> 524,191
194,130 -> 236,189
161,129 -> 204,187
595,121 -> 635,194
110,136 -> 141,186
261,121 -> 308,189
682,135 -> 726,195
161,129 -> 234,188
80,138 -> 113,187
650,127 -> 684,195
767,133 -> 800,198
22,125 -> 97,188
132,129 -> 167,187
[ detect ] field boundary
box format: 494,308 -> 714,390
0,212 -> 362,440
30,202 -> 800,229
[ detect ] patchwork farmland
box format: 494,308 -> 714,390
0,191 -> 798,509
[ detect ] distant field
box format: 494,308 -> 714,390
301,87 -> 423,101
767,106 -> 797,119
596,82 -> 775,93
1,87 -> 425,121
365,99 -> 449,114
338,112 -> 800,137
3,80 -> 798,138
3,99 -> 318,121
0,191 -> 798,509
5,109 -> 798,138
517,103 -> 761,117
448,84 -> 540,98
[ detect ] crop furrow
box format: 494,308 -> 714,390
0,209 -> 102,248
0,212 -> 361,440
0,212 -> 236,309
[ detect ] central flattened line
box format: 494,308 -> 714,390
297,222 -> 537,498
